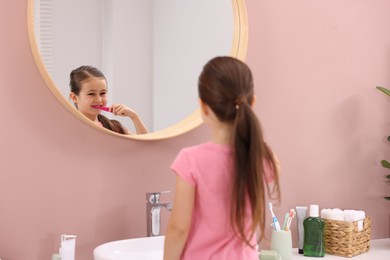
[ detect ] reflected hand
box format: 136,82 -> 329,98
110,104 -> 138,119
109,103 -> 148,134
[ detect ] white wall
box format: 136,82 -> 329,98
152,0 -> 233,130
51,0 -> 102,98
102,0 -> 153,132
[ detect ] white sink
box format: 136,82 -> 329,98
94,236 -> 165,260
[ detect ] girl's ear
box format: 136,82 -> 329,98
199,98 -> 209,116
251,95 -> 257,107
69,92 -> 78,104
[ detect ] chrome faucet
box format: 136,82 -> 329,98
146,191 -> 173,237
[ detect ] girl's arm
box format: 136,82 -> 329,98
127,111 -> 148,134
163,175 -> 195,260
110,104 -> 149,134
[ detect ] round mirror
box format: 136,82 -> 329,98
27,0 -> 248,140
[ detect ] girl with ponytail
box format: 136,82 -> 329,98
164,56 -> 280,260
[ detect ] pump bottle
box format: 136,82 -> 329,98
303,204 -> 325,257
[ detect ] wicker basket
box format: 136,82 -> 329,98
323,217 -> 371,258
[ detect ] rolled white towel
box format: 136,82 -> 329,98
344,210 -> 366,231
320,208 -> 332,219
344,210 -> 365,222
321,208 -> 344,221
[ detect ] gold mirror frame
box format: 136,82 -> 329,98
26,0 -> 248,141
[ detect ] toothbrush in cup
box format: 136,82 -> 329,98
285,209 -> 296,231
269,202 -> 281,231
282,212 -> 290,230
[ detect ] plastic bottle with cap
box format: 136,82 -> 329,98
303,204 -> 325,257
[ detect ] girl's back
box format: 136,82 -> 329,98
171,142 -> 258,259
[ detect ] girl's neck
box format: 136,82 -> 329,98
211,122 -> 233,145
84,113 -> 100,125
201,101 -> 233,145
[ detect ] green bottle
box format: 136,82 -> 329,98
303,204 -> 325,257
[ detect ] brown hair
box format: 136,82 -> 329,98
198,56 -> 280,246
69,65 -> 127,134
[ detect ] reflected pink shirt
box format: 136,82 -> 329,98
171,142 -> 275,260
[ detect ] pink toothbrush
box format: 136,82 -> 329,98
92,105 -> 110,112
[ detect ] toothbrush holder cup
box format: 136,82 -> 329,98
271,229 -> 293,260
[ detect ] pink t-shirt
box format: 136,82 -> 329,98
171,142 -> 275,260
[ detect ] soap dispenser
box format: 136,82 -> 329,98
303,204 -> 325,257
52,234 -> 77,260
51,237 -> 62,260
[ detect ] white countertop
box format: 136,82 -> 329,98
292,239 -> 389,259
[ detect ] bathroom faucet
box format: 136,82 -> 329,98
146,191 -> 173,237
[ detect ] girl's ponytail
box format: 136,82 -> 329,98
231,99 -> 264,246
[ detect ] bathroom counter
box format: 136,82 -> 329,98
292,238 -> 389,259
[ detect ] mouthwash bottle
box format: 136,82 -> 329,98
303,204 -> 325,257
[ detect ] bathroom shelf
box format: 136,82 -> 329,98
292,239 -> 389,259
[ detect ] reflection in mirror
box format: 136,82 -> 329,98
69,65 -> 149,135
32,0 -> 234,133
28,0 -> 248,140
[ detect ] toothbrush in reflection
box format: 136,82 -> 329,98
269,202 -> 281,231
92,105 -> 110,112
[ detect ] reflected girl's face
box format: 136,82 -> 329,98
72,77 -> 108,120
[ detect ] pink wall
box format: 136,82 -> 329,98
0,1 -> 389,259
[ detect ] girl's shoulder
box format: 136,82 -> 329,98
180,142 -> 232,157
